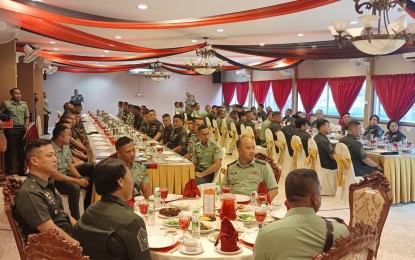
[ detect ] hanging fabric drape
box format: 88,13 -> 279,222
328,76 -> 365,124
235,82 -> 249,105
297,78 -> 327,118
252,81 -> 271,104
222,83 -> 237,104
372,74 -> 415,121
271,79 -> 292,111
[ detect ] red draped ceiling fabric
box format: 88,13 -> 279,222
1,0 -> 339,29
252,81 -> 271,104
271,79 -> 292,111
236,82 -> 249,105
373,74 -> 415,121
297,78 -> 327,118
222,83 -> 237,104
328,76 -> 365,124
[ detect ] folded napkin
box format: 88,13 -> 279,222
284,200 -> 291,210
257,182 -> 271,204
183,179 -> 201,198
214,218 -> 239,252
126,198 -> 134,209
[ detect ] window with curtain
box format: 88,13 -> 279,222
252,87 -> 279,110
228,92 -> 249,108
374,93 -> 415,123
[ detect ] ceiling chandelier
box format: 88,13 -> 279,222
186,38 -> 224,75
144,61 -> 171,82
328,0 -> 415,55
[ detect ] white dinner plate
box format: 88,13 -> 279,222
169,201 -> 189,210
164,156 -> 183,161
214,244 -> 242,255
237,214 -> 256,222
271,209 -> 286,219
235,194 -> 251,203
216,221 -> 243,231
162,219 -> 179,228
148,234 -> 176,249
179,245 -> 204,255
241,230 -> 259,245
162,151 -> 175,155
207,232 -> 220,243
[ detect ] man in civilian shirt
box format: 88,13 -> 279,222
253,169 -> 349,260
161,114 -> 173,145
51,125 -> 93,220
340,120 -> 382,176
314,119 -> 337,170
311,109 -> 324,128
341,112 -> 351,132
256,104 -> 267,121
13,139 -> 77,244
282,108 -> 292,125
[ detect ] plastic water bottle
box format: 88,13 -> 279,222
148,199 -> 155,226
154,186 -> 161,207
250,190 -> 257,206
191,209 -> 200,239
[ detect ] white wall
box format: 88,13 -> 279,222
44,71 -> 222,125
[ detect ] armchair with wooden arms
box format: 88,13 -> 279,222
255,152 -> 281,184
349,172 -> 392,258
312,222 -> 377,260
2,176 -> 26,260
24,229 -> 89,260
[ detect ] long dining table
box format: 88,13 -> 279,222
81,113 -> 195,201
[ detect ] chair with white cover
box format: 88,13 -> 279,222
211,118 -> 221,143
219,121 -> 231,153
290,135 -> 306,170
349,172 -> 392,258
306,138 -> 337,195
229,122 -> 239,158
240,124 -> 247,136
276,131 -> 293,178
334,142 -> 363,204
212,147 -> 227,184
205,117 -> 214,141
265,128 -> 279,162
36,115 -> 43,137
312,222 -> 377,260
183,112 -> 188,132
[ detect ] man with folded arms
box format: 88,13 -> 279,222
339,120 -> 382,176
116,136 -> 152,199
223,136 -> 278,201
51,125 -> 93,220
13,139 -> 78,245
73,158 -> 151,260
192,125 -> 222,184
254,169 -> 349,260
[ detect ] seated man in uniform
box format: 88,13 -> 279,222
253,169 -> 349,260
13,139 -> 78,244
139,110 -> 150,133
73,158 -> 151,260
339,120 -> 382,176
295,118 -> 311,156
341,112 -> 351,132
225,110 -> 238,130
146,109 -> 164,141
311,109 -> 324,128
235,111 -> 246,135
260,112 -> 272,145
268,111 -> 282,137
282,115 -> 299,156
116,136 -> 152,199
223,135 -> 278,201
160,113 -> 173,145
166,114 -> 188,155
184,117 -> 204,160
192,125 -> 222,184
51,125 -> 93,220
314,119 -> 337,170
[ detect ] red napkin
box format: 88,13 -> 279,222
126,198 -> 134,209
214,218 -> 239,252
183,179 -> 201,198
257,182 -> 271,203
284,200 -> 291,210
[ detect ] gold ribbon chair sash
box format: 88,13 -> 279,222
275,140 -> 286,166
220,125 -> 228,147
333,154 -> 351,187
266,140 -> 274,158
291,141 -> 303,170
229,130 -> 237,150
305,148 -> 318,171
213,127 -> 219,142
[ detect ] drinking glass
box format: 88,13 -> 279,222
257,193 -> 267,205
255,206 -> 267,228
139,200 -> 149,219
178,213 -> 191,240
160,187 -> 168,205
222,185 -> 231,194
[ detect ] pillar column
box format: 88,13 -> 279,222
0,41 -> 17,102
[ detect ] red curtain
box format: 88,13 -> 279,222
236,82 -> 249,105
297,78 -> 327,118
252,81 -> 271,104
328,76 -> 365,124
271,79 -> 292,111
222,83 -> 237,104
373,74 -> 415,121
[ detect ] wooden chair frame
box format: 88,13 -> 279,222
349,171 -> 392,258
255,152 -> 281,183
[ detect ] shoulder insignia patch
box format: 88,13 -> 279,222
227,160 -> 237,167
214,147 -> 220,153
255,158 -> 266,164
137,227 -> 149,252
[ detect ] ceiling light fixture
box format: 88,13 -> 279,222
50,41 -> 56,44
297,33 -> 304,37
115,36 -> 122,39
217,29 -> 224,32
137,4 -> 148,10
186,37 -> 224,75
145,60 -> 171,82
329,0 -> 415,55
191,39 -> 198,43
104,50 -> 109,53
259,43 -> 265,46
53,48 -> 59,51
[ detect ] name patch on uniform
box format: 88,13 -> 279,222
137,227 -> 149,252
250,171 -> 259,176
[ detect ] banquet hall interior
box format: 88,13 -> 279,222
1,0 -> 415,259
